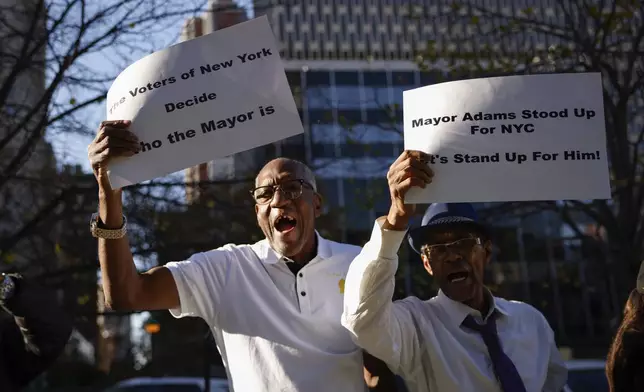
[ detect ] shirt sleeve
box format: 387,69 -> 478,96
165,246 -> 234,323
341,219 -> 423,374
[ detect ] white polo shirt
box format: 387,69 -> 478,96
165,233 -> 366,392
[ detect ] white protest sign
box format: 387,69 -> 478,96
104,16 -> 303,188
403,72 -> 611,203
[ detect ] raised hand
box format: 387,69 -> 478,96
385,150 -> 434,230
87,120 -> 139,193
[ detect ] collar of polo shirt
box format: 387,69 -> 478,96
254,231 -> 332,264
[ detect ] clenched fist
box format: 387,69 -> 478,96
386,150 -> 434,230
87,120 -> 139,193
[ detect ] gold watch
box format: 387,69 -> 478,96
90,213 -> 127,239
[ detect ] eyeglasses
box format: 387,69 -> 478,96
250,179 -> 313,205
424,237 -> 482,260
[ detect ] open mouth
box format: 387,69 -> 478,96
447,271 -> 470,283
274,215 -> 297,234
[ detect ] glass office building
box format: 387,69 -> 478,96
278,66 -> 444,242
198,0 -> 567,242
194,0 -> 570,243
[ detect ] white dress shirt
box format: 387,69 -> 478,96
166,233 -> 367,392
342,220 -> 568,392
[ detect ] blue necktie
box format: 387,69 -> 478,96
462,314 -> 527,392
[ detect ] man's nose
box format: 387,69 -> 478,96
269,188 -> 289,208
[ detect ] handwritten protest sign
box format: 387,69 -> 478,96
104,16 -> 303,188
403,72 -> 611,203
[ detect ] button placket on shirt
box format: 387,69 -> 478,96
296,267 -> 312,315
281,257 -> 303,311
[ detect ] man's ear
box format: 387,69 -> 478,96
314,193 -> 323,218
483,240 -> 493,265
421,253 -> 434,276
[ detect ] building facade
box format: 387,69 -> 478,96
0,0 -> 58,268
175,1 -> 627,351
192,0 -> 569,239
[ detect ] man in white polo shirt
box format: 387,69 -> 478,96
86,120 -> 395,392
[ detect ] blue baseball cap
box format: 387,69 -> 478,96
408,203 -> 488,254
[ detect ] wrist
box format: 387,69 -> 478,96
385,208 -> 410,231
98,191 -> 124,229
99,187 -> 122,201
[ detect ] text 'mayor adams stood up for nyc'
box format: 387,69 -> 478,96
341,150 -> 569,392
86,120 -> 399,392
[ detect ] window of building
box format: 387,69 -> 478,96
336,110 -> 363,126
306,71 -> 330,86
308,109 -> 334,124
340,142 -> 398,158
311,123 -> 343,143
362,87 -> 391,108
287,71 -> 303,107
363,71 -> 387,86
343,178 -> 372,230
334,85 -> 363,109
366,109 -> 402,124
312,157 -> 391,179
317,178 -> 340,214
311,143 -> 336,158
392,71 -> 415,85
420,70 -> 445,86
368,178 -> 390,217
306,86 -> 333,109
334,71 -> 359,85
349,123 -> 402,143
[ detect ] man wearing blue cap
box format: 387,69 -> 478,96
341,150 -> 568,392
